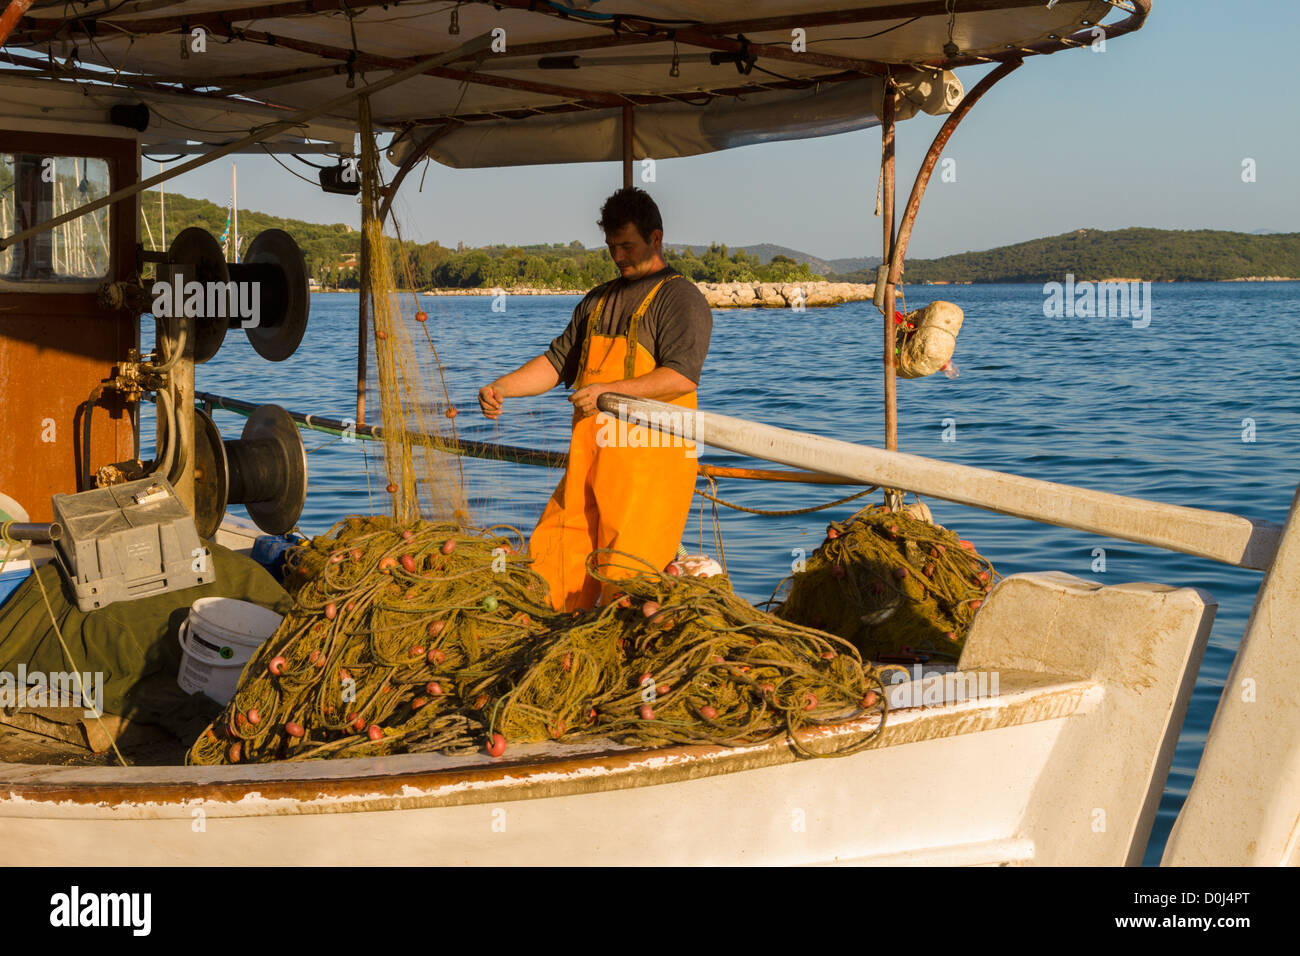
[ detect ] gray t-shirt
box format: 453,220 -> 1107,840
544,267 -> 713,388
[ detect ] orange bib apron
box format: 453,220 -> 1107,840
528,275 -> 699,612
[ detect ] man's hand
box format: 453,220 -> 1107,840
479,383 -> 505,419
569,383 -> 611,420
480,356 -> 561,419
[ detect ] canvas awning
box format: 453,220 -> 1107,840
0,1 -> 1147,165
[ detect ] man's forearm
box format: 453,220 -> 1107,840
604,366 -> 697,402
493,355 -> 561,397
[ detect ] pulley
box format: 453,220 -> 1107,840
193,405 -> 307,538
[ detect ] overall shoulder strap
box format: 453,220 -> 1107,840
623,273 -> 679,379
573,283 -> 614,389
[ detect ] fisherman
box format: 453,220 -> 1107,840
478,187 -> 713,612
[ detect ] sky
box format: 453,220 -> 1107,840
151,0 -> 1299,262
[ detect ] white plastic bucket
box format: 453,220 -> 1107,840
177,597 -> 283,704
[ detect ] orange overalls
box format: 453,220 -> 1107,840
528,275 -> 700,612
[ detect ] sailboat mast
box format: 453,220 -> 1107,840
159,162 -> 166,249
232,163 -> 239,262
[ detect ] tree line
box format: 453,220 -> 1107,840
139,191 -> 824,289
141,192 -> 1298,287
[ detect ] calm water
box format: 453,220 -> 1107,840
188,283 -> 1300,865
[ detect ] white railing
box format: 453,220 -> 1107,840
597,394 -> 1284,571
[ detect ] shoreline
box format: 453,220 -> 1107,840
312,274 -> 1300,293
311,280 -> 879,308
308,276 -> 1300,302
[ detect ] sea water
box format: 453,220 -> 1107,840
187,282 -> 1300,866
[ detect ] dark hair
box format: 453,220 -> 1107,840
597,187 -> 662,241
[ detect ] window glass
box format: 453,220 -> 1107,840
0,154 -> 111,283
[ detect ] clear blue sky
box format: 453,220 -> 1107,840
156,0 -> 1298,261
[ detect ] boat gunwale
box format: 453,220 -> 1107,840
0,670 -> 1093,814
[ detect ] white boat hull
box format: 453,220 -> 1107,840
0,571 -> 1216,866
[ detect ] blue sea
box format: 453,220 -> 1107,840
191,283 -> 1300,866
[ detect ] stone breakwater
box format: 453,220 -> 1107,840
695,281 -> 875,308
420,280 -> 877,308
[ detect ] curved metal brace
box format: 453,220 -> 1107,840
879,56 -> 1022,475
887,57 -> 1024,287
378,123 -> 457,223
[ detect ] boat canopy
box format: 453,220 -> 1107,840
0,1 -> 1142,166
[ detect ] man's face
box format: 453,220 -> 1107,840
605,222 -> 663,280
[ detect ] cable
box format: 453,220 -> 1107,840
258,143 -> 322,187
351,0 -> 455,24
695,483 -> 879,517
291,152 -> 334,170
750,62 -> 811,84
81,385 -> 104,491
150,387 -> 176,481
544,1 -> 699,26
150,313 -> 187,374
806,18 -> 923,43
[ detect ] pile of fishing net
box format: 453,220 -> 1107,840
186,517 -> 888,765
775,503 -> 999,664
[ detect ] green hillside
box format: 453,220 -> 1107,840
138,194 -> 1299,287
141,189 -> 361,286
140,191 -> 820,290
829,228 -> 1300,283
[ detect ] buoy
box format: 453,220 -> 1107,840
896,301 -> 964,379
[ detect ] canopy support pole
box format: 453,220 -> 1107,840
622,105 -> 634,187
880,76 -> 901,510
881,59 -> 1022,506
356,192 -> 370,425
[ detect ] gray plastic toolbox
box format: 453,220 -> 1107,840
51,477 -> 214,611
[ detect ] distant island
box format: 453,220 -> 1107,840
141,192 -> 1297,288
829,228 -> 1300,284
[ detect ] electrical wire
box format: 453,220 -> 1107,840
750,62 -> 814,84
351,0 -> 456,24
291,152 -> 334,169
806,18 -> 923,43
258,143 -> 322,187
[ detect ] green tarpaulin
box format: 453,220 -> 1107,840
0,544 -> 291,740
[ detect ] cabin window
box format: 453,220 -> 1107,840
0,154 -> 111,284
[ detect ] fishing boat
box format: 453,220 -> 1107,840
0,0 -> 1293,867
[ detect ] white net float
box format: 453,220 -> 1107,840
896,301 -> 964,379
666,554 -> 725,578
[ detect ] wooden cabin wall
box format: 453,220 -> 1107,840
0,132 -> 138,522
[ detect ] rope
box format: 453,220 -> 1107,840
694,482 -> 879,517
